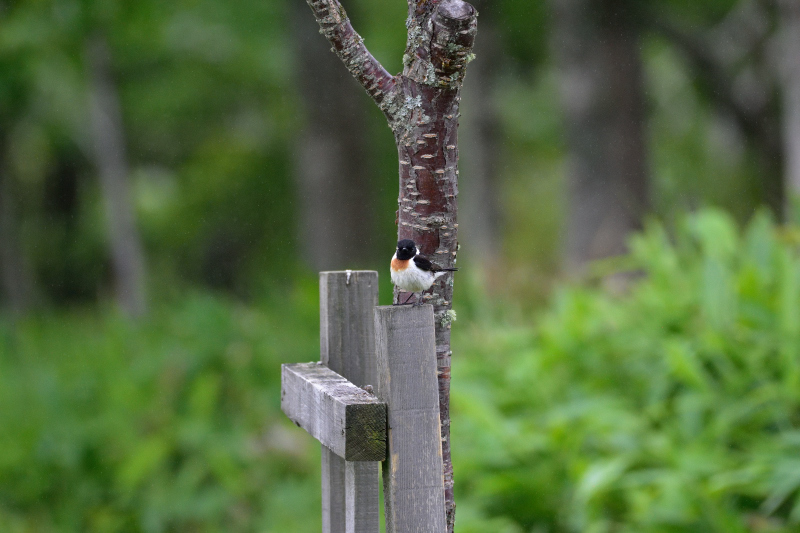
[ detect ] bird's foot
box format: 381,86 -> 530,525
399,292 -> 416,305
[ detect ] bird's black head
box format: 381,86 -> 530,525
396,239 -> 417,260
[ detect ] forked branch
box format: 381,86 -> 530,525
305,0 -> 397,117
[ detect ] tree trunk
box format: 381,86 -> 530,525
648,5 -> 784,218
86,35 -> 147,317
301,1 -> 477,530
551,0 -> 649,273
0,142 -> 34,314
292,1 -> 378,271
779,0 -> 800,216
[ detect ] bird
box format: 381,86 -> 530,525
390,239 -> 458,306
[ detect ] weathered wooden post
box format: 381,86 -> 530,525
319,271 -> 380,532
375,304 -> 446,532
281,273 -> 446,532
281,271 -> 384,533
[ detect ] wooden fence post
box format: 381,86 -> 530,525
374,304 -> 446,533
319,271 -> 380,533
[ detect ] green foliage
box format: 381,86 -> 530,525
650,0 -> 740,27
0,0 -> 298,302
0,0 -> 781,306
3,210 -> 800,532
453,209 -> 800,532
493,0 -> 549,69
1,0 -> 797,526
0,287 -> 322,532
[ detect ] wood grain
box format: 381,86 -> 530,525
374,304 -> 446,533
281,363 -> 386,462
319,271 -> 381,533
346,461 -> 380,532
320,271 -> 379,388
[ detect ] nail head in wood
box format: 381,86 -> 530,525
320,270 -> 379,388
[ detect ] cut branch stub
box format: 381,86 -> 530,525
404,0 -> 477,90
431,2 -> 477,83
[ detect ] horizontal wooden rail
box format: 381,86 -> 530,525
281,362 -> 387,462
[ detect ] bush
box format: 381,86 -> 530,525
4,208 -> 800,533
453,209 -> 800,533
0,288 -> 323,533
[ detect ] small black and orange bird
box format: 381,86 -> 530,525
390,239 -> 458,305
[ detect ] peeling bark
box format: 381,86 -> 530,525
302,0 -> 477,530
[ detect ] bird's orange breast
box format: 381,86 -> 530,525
391,258 -> 409,272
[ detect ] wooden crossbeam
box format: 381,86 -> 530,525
281,362 -> 387,462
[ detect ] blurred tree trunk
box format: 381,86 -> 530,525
86,35 -> 147,317
779,0 -> 800,214
291,1 -> 377,271
459,2 -> 502,275
648,3 -> 784,218
0,144 -> 34,314
551,0 -> 649,274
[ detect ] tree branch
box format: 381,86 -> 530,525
304,0 -> 398,118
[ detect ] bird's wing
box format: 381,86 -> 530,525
414,254 -> 458,272
413,254 -> 437,272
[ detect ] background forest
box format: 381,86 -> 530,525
2,0 -> 800,532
